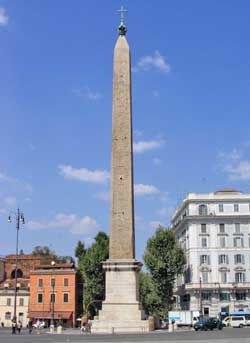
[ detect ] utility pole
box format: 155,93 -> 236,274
8,208 -> 25,322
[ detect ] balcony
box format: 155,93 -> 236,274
184,282 -> 250,291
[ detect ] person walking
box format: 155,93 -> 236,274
28,319 -> 33,334
17,321 -> 22,334
11,320 -> 17,334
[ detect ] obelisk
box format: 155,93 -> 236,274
92,8 -> 149,334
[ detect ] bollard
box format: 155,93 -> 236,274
57,325 -> 62,334
50,325 -> 54,334
168,323 -> 173,332
174,322 -> 178,331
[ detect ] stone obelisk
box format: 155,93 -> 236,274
92,9 -> 148,334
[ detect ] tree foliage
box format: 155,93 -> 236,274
143,226 -> 185,318
139,272 -> 162,317
32,245 -> 55,256
76,232 -> 109,315
75,241 -> 85,259
31,245 -> 74,264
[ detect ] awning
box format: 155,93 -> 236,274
28,311 -> 73,320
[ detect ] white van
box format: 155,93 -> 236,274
230,316 -> 246,328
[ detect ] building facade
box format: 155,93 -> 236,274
0,279 -> 29,327
172,189 -> 250,317
0,254 -> 44,326
29,263 -> 82,327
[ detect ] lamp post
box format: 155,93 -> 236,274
233,283 -> 237,311
8,208 -> 25,322
199,276 -> 203,317
50,261 -> 55,333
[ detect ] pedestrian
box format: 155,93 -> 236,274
86,318 -> 92,334
80,324 -> 85,334
28,319 -> 33,334
17,320 -> 22,334
11,320 -> 17,334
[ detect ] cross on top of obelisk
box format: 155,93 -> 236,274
117,5 -> 127,36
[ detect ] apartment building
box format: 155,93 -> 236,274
29,263 -> 82,327
172,189 -> 250,317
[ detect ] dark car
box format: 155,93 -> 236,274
194,317 -> 223,331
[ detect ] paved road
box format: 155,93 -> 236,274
0,327 -> 250,343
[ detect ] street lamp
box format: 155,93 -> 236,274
199,276 -> 203,317
232,283 -> 237,311
8,208 -> 25,323
50,261 -> 56,333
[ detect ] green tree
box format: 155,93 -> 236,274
32,245 -> 55,256
139,272 -> 162,316
77,232 -> 109,316
143,226 -> 185,318
31,246 -> 74,264
75,241 -> 85,259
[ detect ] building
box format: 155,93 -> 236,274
172,189 -> 250,317
3,254 -> 44,280
0,279 -> 29,327
0,254 -> 44,326
29,263 -> 82,327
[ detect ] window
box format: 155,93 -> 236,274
64,278 -> 69,287
5,312 -> 11,320
18,312 -> 24,321
235,223 -> 241,233
199,204 -> 207,216
19,298 -> 24,306
235,272 -> 246,283
220,237 -> 226,248
50,293 -> 56,303
37,293 -> 43,303
234,254 -> 245,264
219,254 -> 228,264
234,237 -> 244,248
234,204 -> 239,212
63,293 -> 69,303
220,292 -> 230,301
200,255 -> 210,265
219,204 -> 224,212
221,272 -> 227,283
201,237 -> 207,248
6,298 -> 11,306
236,292 -> 246,301
204,307 -> 209,316
202,272 -> 208,283
51,278 -> 56,287
219,223 -> 225,233
202,292 -> 211,300
201,224 -> 207,233
38,278 -> 43,288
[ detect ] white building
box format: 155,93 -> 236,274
0,280 -> 29,327
172,189 -> 250,317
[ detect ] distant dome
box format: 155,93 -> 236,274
214,188 -> 241,194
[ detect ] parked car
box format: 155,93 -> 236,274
160,319 -> 169,329
194,317 -> 223,331
32,321 -> 47,329
230,316 -> 246,328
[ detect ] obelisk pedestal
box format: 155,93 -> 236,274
92,12 -> 149,334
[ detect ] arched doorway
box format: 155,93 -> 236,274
10,269 -> 23,279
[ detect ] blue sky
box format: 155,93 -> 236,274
1,1 -> 250,261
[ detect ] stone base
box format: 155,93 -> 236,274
91,259 -> 149,333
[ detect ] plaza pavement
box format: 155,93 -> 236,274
0,327 -> 250,343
